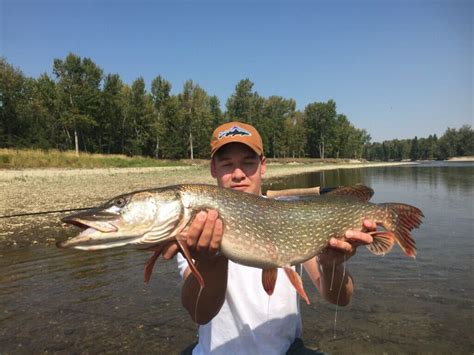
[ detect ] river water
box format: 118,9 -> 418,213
1,162 -> 472,354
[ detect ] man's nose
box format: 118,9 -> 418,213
231,167 -> 246,180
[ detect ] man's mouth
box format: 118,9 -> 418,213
231,184 -> 249,191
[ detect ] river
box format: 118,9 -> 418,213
0,162 -> 472,354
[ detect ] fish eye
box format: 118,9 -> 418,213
114,197 -> 127,208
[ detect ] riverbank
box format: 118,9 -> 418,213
0,161 -> 413,247
447,156 -> 474,162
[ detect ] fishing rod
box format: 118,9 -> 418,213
0,207 -> 93,219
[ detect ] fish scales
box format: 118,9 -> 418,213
175,185 -> 415,268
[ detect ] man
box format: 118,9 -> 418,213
162,121 -> 375,354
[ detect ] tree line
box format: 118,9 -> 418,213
1,54 -> 472,160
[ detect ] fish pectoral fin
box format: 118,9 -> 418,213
366,231 -> 395,256
284,266 -> 310,305
144,246 -> 164,283
175,238 -> 206,289
262,268 -> 278,296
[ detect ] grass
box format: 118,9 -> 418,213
0,148 -> 191,169
0,148 -> 371,169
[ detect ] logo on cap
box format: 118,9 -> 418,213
218,125 -> 252,139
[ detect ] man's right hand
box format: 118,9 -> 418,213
161,210 -> 224,260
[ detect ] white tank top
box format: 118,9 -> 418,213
177,255 -> 302,355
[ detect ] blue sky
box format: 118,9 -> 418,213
1,0 -> 472,141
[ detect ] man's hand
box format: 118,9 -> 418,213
317,219 -> 376,268
305,219 -> 377,305
161,210 -> 224,260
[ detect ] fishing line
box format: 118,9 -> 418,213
329,258 -> 336,291
0,207 -> 92,219
333,254 -> 347,339
193,285 -> 204,327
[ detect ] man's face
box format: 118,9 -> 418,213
211,143 -> 266,196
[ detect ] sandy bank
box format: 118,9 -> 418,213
447,156 -> 474,162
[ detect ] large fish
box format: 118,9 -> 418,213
58,184 -> 423,303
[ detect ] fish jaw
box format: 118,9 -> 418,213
57,217 -> 149,250
59,190 -> 186,251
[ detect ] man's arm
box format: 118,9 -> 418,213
162,210 -> 228,324
304,219 -> 376,305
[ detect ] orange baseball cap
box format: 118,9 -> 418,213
210,121 -> 263,157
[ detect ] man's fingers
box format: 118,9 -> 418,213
209,218 -> 223,254
329,238 -> 354,254
186,211 -> 208,249
196,210 -> 218,252
162,242 -> 180,260
345,229 -> 373,245
363,219 -> 377,231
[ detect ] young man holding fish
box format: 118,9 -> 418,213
162,122 -> 375,354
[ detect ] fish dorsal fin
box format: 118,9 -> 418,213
325,185 -> 374,202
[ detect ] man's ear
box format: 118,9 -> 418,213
210,157 -> 217,178
260,156 -> 266,175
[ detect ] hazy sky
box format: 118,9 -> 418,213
1,0 -> 472,141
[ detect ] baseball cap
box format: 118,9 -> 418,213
210,121 -> 263,157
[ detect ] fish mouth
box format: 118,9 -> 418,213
62,209 -> 119,231
58,211 -> 136,250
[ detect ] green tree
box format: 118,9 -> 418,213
209,95 -> 223,128
53,53 -> 103,154
456,125 -> 474,156
122,77 -> 154,156
410,136 -> 419,161
158,95 -> 187,159
97,73 -> 124,153
304,100 -> 337,158
0,58 -> 29,147
226,79 -> 255,123
285,111 -> 306,158
262,96 -> 296,158
151,75 -> 172,158
179,80 -> 214,159
333,114 -> 352,158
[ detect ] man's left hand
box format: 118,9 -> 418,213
318,219 -> 376,268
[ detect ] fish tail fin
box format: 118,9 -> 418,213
372,203 -> 424,258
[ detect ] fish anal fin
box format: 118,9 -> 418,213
144,246 -> 164,283
262,268 -> 278,296
326,185 -> 374,202
284,266 -> 310,305
176,238 -> 206,289
367,231 -> 395,256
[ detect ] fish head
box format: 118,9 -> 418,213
58,188 -> 184,251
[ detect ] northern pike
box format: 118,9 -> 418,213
58,184 -> 423,303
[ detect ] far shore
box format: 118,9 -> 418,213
447,156 -> 474,162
